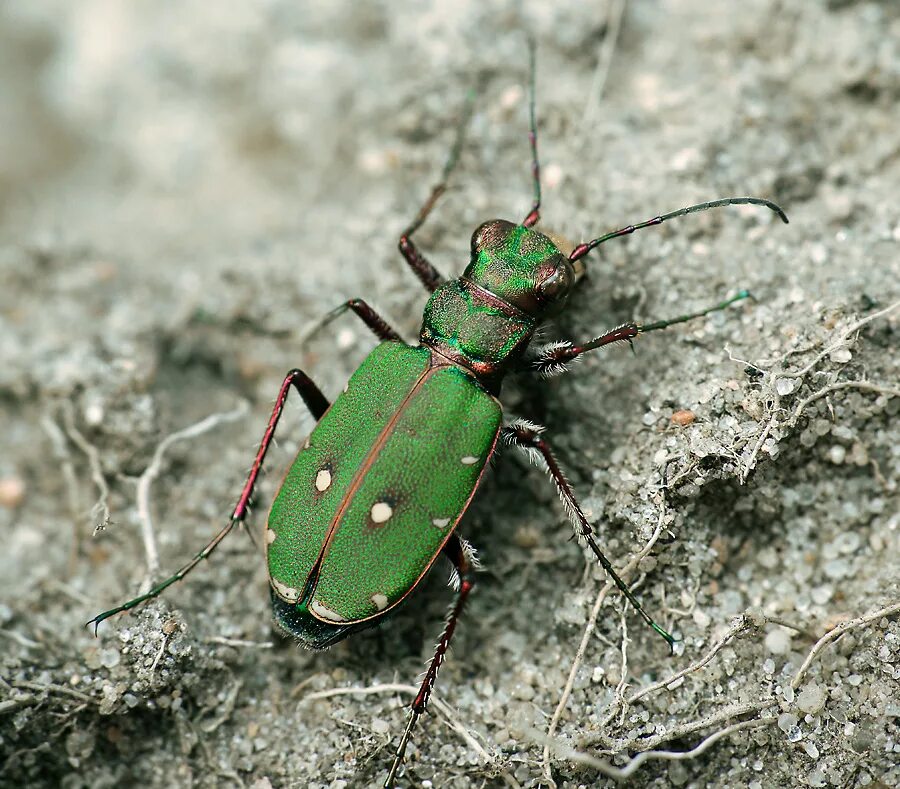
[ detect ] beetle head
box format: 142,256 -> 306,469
464,219 -> 575,317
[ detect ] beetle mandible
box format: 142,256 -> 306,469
89,47 -> 788,786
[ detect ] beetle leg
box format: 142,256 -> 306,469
322,298 -> 403,342
86,369 -> 329,633
529,290 -> 754,377
501,420 -> 675,648
385,533 -> 477,788
398,90 -> 475,293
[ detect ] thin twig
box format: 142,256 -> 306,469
791,600 -> 900,690
612,611 -> 630,727
0,629 -> 41,649
200,678 -> 243,734
40,412 -> 83,573
204,636 -> 274,649
778,300 -> 899,380
587,700 -> 768,754
542,501 -> 668,781
740,412 -> 778,484
0,696 -> 36,715
10,681 -> 95,704
61,401 -> 112,533
766,615 -> 816,641
585,615 -> 756,741
148,630 -> 171,676
136,401 -> 249,583
576,718 -> 771,778
788,381 -> 900,428
626,614 -> 753,708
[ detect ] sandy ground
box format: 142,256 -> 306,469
1,2 -> 898,787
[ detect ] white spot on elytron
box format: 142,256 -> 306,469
302,436 -> 311,449
265,527 -> 277,544
343,382 -> 349,393
271,578 -> 300,602
315,468 -> 332,492
461,455 -> 479,465
371,593 -> 388,611
310,600 -> 347,622
432,517 -> 451,529
371,501 -> 393,523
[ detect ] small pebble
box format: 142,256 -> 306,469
84,401 -> 105,426
765,629 -> 792,655
811,585 -> 833,605
829,347 -> 852,364
370,718 -> 390,735
826,445 -> 846,464
823,559 -> 850,580
834,532 -> 861,554
809,244 -> 828,265
775,378 -> 797,396
671,409 -> 695,426
757,547 -> 779,569
99,649 -> 121,669
777,712 -> 799,733
0,476 -> 26,508
797,683 -> 827,714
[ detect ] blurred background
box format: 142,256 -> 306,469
1,1 -> 898,787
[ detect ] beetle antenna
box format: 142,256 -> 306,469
568,196 -> 788,262
522,38 -> 542,228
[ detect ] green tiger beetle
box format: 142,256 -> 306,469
89,47 -> 788,786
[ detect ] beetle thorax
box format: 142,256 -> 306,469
419,220 -> 575,387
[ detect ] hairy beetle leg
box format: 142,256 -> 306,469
502,421 -> 675,648
385,533 -> 477,788
86,368 -> 330,633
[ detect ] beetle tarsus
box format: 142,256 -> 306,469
384,711 -> 418,788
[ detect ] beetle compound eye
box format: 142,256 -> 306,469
537,259 -> 575,304
470,224 -> 488,255
470,219 -> 513,258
